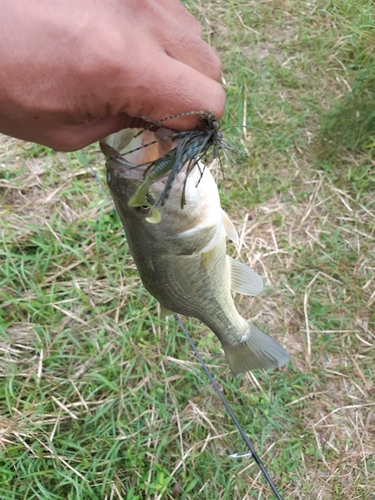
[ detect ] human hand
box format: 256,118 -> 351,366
0,0 -> 225,151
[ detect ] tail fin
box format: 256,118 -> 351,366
223,323 -> 289,377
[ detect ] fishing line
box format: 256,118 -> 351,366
174,314 -> 284,500
78,150 -> 116,210
82,150 -> 283,498
220,124 -> 280,137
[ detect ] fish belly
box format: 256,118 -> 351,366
135,241 -> 247,344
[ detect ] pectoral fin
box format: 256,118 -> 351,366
222,210 -> 239,244
228,256 -> 263,296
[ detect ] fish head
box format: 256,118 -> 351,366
100,129 -> 222,254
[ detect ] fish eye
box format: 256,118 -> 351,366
137,205 -> 150,214
135,193 -> 154,214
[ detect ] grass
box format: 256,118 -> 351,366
0,0 -> 374,498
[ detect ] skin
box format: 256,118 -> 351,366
0,0 -> 225,151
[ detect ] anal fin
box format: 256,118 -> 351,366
160,303 -> 174,317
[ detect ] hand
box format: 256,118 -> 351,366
0,0 -> 225,151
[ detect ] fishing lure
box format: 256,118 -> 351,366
128,149 -> 177,206
106,110 -> 248,220
127,132 -> 203,214
124,111 -> 239,212
123,111 -> 232,164
155,112 -> 240,208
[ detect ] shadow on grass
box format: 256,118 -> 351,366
315,65 -> 375,160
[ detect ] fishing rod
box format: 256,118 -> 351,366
81,149 -> 283,499
174,315 -> 283,500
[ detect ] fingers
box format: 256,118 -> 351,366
159,28 -> 223,83
150,1 -> 221,83
129,54 -> 226,130
153,0 -> 202,37
43,114 -> 142,151
95,3 -> 225,131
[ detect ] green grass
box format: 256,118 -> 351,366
1,0 -> 374,498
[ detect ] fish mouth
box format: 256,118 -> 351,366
101,127 -> 194,226
100,128 -> 193,198
102,126 -> 222,243
100,127 -> 176,181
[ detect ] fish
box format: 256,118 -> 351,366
100,129 -> 289,376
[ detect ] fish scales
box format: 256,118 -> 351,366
101,128 -> 289,376
133,232 -> 246,342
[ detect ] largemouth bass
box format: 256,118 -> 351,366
100,130 -> 289,376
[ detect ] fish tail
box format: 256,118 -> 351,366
223,323 -> 289,377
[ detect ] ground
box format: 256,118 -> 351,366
0,0 -> 374,499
